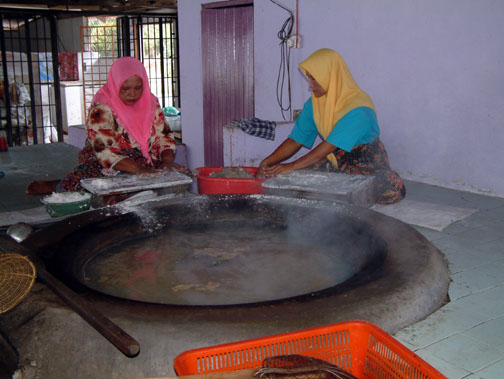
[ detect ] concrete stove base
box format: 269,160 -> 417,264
0,196 -> 450,379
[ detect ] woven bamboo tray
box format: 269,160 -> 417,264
0,253 -> 37,313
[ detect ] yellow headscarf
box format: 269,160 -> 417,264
298,49 -> 376,166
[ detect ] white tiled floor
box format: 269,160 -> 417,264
393,181 -> 504,379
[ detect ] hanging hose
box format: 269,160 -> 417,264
270,0 -> 294,120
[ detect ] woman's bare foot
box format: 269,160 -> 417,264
25,180 -> 61,195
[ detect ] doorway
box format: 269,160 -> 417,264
201,1 -> 254,166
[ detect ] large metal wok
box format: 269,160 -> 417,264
26,195 -> 388,306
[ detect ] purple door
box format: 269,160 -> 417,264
201,1 -> 254,166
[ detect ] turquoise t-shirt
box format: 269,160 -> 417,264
288,98 -> 380,152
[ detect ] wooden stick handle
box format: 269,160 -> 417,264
1,234 -> 140,358
37,266 -> 140,357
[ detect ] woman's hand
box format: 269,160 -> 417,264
255,138 -> 302,178
256,161 -> 293,178
135,165 -> 160,175
159,150 -> 192,176
159,149 -> 176,170
159,154 -> 184,172
114,157 -> 159,175
256,161 -> 270,179
160,160 -> 185,172
261,162 -> 296,177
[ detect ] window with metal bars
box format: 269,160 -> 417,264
0,13 -> 62,146
82,15 -> 180,120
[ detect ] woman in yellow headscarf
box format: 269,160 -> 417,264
256,48 -> 405,204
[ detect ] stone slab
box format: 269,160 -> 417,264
262,170 -> 376,207
80,171 -> 193,196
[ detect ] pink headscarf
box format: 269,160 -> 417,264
92,57 -> 157,163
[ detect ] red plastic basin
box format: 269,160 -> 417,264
195,166 -> 265,195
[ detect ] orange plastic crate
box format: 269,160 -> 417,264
174,321 -> 446,378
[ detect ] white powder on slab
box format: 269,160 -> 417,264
262,170 -> 374,193
114,193 -> 181,233
80,172 -> 193,195
43,192 -> 91,204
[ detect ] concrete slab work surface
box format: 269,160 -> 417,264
80,171 -> 193,196
262,170 -> 376,207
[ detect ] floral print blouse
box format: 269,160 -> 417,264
86,101 -> 176,174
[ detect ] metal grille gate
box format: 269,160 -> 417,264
0,10 -> 179,148
0,13 -> 62,146
82,15 -> 179,119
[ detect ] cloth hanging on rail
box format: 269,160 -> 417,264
232,117 -> 276,140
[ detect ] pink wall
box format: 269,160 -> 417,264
179,0 -> 504,197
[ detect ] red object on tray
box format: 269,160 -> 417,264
58,52 -> 79,81
0,136 -> 8,152
195,166 -> 265,195
174,320 -> 447,378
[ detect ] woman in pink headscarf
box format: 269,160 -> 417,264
27,57 -> 188,196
